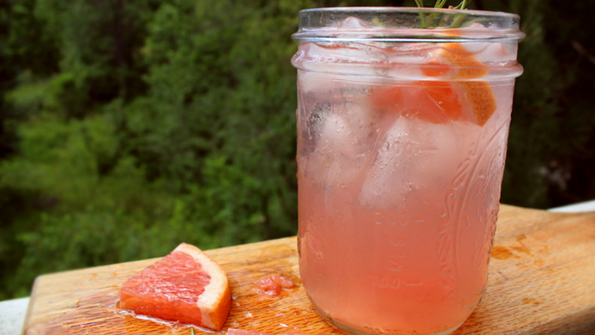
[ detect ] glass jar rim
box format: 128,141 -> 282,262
293,7 -> 525,43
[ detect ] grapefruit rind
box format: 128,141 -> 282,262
441,43 -> 489,79
174,243 -> 232,331
441,43 -> 497,126
461,81 -> 497,127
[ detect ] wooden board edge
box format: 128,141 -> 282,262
21,235 -> 299,333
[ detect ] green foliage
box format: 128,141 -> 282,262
497,0 -> 564,207
0,0 -> 594,300
1,0 -> 320,299
0,111 -> 181,299
122,0 -> 305,237
477,0 -> 595,207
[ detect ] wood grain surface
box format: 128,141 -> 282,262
22,204 -> 595,335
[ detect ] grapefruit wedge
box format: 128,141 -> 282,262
370,43 -> 497,126
441,43 -> 497,126
119,243 -> 232,331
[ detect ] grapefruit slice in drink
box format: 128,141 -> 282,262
370,80 -> 463,124
119,243 -> 232,331
370,43 -> 497,126
439,43 -> 497,126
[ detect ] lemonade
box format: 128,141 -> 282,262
292,8 -> 524,335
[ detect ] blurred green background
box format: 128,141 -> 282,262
1,0 -> 594,299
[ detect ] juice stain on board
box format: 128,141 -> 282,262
24,288 -> 200,335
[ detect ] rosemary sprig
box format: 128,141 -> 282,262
434,0 -> 448,8
453,0 -> 469,9
416,0 -> 471,28
417,0 -> 469,10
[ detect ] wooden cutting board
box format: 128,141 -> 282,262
22,204 -> 595,335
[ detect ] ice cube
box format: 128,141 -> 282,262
336,16 -> 374,31
295,42 -> 381,77
357,116 -> 412,210
298,69 -> 334,95
303,100 -> 376,191
409,121 -> 462,187
298,100 -> 329,155
307,102 -> 330,140
309,101 -> 327,126
357,117 -> 464,210
474,41 -> 518,65
445,24 -> 518,66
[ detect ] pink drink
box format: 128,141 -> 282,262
292,8 -> 523,335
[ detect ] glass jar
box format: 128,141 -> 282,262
292,7 -> 524,335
